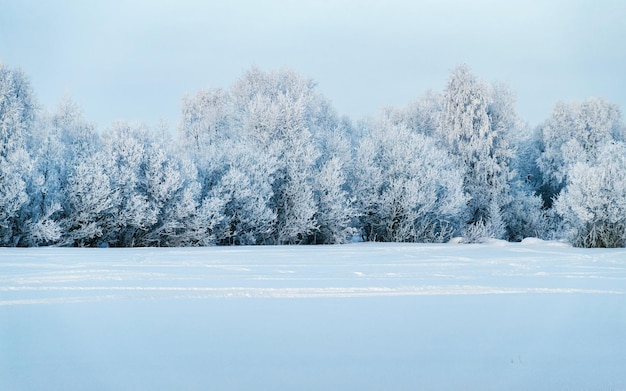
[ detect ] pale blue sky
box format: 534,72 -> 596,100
1,0 -> 625,129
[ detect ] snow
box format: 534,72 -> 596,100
1,241 -> 626,390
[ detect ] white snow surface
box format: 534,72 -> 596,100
1,240 -> 626,390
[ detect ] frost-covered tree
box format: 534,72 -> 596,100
101,122 -> 155,246
19,97 -> 99,246
555,142 -> 626,247
354,119 -> 466,242
63,150 -> 117,247
437,65 -> 518,241
95,122 -> 218,247
179,80 -> 278,245
232,68 -> 358,244
238,83 -> 320,244
179,67 -> 355,245
20,120 -> 64,246
536,97 -> 624,205
0,62 -> 36,246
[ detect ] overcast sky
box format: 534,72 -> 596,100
1,0 -> 625,130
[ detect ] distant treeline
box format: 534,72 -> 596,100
1,61 -> 625,247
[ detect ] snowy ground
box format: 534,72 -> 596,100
1,239 -> 626,390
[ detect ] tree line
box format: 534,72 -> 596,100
1,61 -> 625,247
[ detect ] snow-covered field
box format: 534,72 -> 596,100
1,240 -> 626,390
